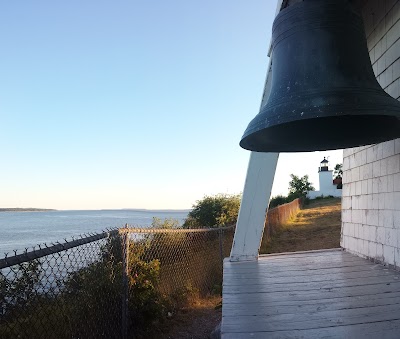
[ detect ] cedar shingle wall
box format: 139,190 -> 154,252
341,0 -> 400,267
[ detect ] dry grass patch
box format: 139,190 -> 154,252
261,197 -> 341,254
160,296 -> 221,339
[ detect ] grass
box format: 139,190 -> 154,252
260,197 -> 341,254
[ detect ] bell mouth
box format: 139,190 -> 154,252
240,115 -> 400,152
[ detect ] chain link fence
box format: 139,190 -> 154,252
0,225 -> 234,338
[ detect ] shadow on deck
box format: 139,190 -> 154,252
222,249 -> 400,338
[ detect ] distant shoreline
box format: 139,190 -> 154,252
119,208 -> 190,212
0,208 -> 189,213
0,208 -> 56,212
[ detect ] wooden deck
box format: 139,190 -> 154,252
222,249 -> 400,338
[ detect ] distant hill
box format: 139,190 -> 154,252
0,208 -> 55,212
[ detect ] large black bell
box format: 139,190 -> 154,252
240,0 -> 400,152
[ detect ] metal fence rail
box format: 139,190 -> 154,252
0,229 -> 122,339
0,225 -> 235,339
0,229 -> 119,269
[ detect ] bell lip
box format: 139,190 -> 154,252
240,114 -> 400,153
241,88 -> 400,153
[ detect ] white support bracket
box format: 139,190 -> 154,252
230,152 -> 279,262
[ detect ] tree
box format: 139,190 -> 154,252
183,193 -> 241,228
288,174 -> 314,199
334,163 -> 343,179
333,163 -> 343,189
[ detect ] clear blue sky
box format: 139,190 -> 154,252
0,1 -> 342,210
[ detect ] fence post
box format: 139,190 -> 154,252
219,228 -> 224,266
121,227 -> 129,339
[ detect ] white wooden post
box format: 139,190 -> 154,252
229,11 -> 283,261
230,152 -> 279,261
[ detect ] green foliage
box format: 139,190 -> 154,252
0,237 -> 164,338
269,195 -> 290,209
151,217 -> 180,229
0,260 -> 41,313
183,193 -> 240,228
268,174 -> 315,209
334,163 -> 343,179
314,195 -> 335,200
169,282 -> 200,308
71,237 -> 165,334
0,226 -> 233,338
128,243 -> 164,329
62,255 -> 122,338
288,174 -> 315,200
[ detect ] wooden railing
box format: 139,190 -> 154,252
262,197 -> 303,244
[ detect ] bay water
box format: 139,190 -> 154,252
0,209 -> 189,255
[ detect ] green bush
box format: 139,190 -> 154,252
269,195 -> 289,209
0,236 -> 165,338
0,226 -> 230,338
128,249 -> 164,332
0,260 -> 41,313
268,174 -> 314,210
151,217 -> 180,229
183,193 -> 240,228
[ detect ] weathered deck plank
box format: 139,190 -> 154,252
223,319 -> 400,339
222,249 -> 400,338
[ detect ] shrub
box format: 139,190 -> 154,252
0,260 -> 41,314
151,217 -> 181,229
183,193 -> 240,228
127,245 -> 164,331
269,195 -> 289,209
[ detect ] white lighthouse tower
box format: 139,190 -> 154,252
308,157 -> 342,199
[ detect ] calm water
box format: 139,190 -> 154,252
0,209 -> 189,255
